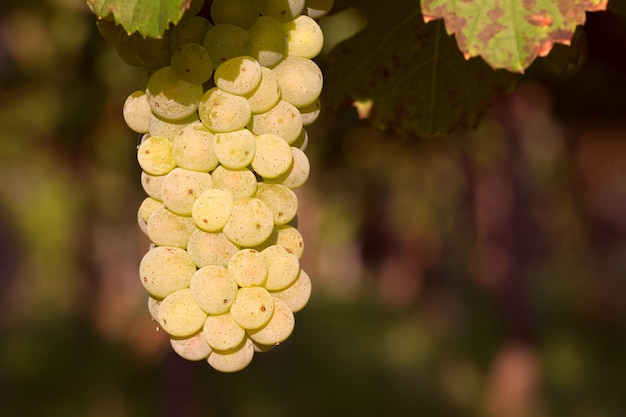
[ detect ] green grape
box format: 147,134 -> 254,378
249,100 -> 303,144
161,167 -> 213,216
133,32 -> 172,69
270,268 -> 311,312
115,31 -> 143,67
223,198 -> 275,247
213,129 -> 256,169
171,43 -> 214,85
202,313 -> 246,351
210,0 -> 262,29
158,288 -> 208,337
96,19 -> 122,44
305,0 -> 334,18
271,146 -> 310,189
123,90 -> 151,134
138,197 -> 163,235
187,229 -> 240,268
248,297 -> 295,345
146,66 -> 204,121
284,14 -> 324,59
137,135 -> 176,176
255,182 -> 298,225
192,188 -> 234,232
290,128 -> 308,150
211,165 -> 258,199
249,16 -> 288,67
259,0 -> 305,22
207,337 -> 255,372
139,246 -> 197,299
141,171 -> 164,201
170,331 -> 213,361
274,224 -> 304,258
198,87 -> 252,133
229,286 -> 274,329
262,244 -> 300,290
298,98 -> 320,126
186,0 -> 207,17
227,248 -> 268,287
149,112 -> 200,140
214,56 -> 262,96
273,56 -> 323,108
189,265 -> 238,314
246,67 -> 281,114
203,24 -> 253,66
146,205 -> 196,248
169,15 -> 213,50
172,122 -> 219,172
251,133 -> 294,178
148,296 -> 161,321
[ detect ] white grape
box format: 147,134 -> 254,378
229,286 -> 275,329
213,128 -> 256,169
137,135 -> 176,176
141,171 -> 164,201
249,100 -> 303,144
198,87 -> 252,133
211,165 -> 258,199
248,297 -> 295,345
246,66 -> 281,114
270,268 -> 311,312
139,246 -> 197,299
137,197 -> 163,235
171,43 -> 214,85
203,24 -> 253,66
146,205 -> 196,248
227,248 -> 268,287
305,0 -> 334,19
298,98 -> 321,126
169,15 -> 213,50
192,188 -> 234,232
249,16 -> 288,67
207,337 -> 255,372
161,167 -> 213,216
259,0 -> 305,22
273,56 -> 323,108
148,296 -> 161,321
170,332 -> 213,361
172,122 -> 219,172
284,14 -> 324,59
262,244 -> 300,290
271,146 -> 310,189
251,133 -> 294,178
187,228 -> 240,268
158,288 -> 208,338
189,265 -> 238,315
146,66 -> 204,121
255,182 -> 298,225
133,33 -> 172,69
214,56 -> 262,96
274,224 -> 304,258
223,197 -> 275,247
202,313 -> 246,351
123,90 -> 151,134
148,112 -> 200,140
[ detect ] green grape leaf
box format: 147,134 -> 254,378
87,0 -> 191,38
421,0 -> 609,72
324,0 -> 516,138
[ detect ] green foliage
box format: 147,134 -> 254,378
87,0 -> 191,38
324,1 -> 516,138
421,0 -> 608,72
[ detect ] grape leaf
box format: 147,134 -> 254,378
421,0 -> 609,72
324,0 -> 516,138
87,0 -> 191,38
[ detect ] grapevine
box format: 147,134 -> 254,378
93,0 -> 332,372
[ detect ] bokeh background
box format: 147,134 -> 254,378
1,1 -> 625,416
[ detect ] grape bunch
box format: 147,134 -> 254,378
96,0 -> 333,372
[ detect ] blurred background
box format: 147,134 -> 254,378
1,1 -> 625,416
